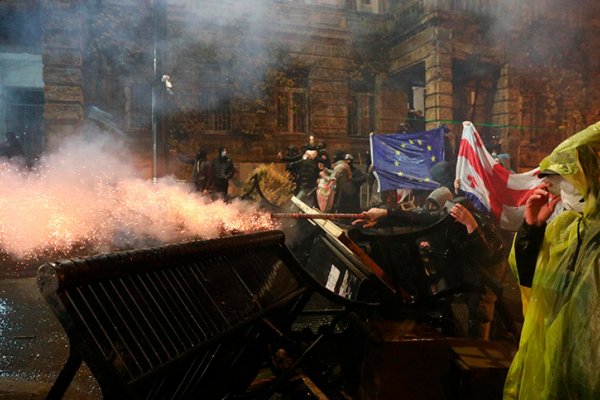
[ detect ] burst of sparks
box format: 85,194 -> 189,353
0,139 -> 279,268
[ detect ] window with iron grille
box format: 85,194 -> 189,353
100,56 -> 119,110
348,93 -> 374,137
128,83 -> 151,130
197,68 -> 231,131
277,72 -> 309,134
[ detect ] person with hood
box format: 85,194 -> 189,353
191,149 -> 213,194
175,147 -> 213,194
354,186 -> 505,339
355,186 -> 454,228
212,146 -> 235,201
504,121 -> 600,399
430,160 -> 456,194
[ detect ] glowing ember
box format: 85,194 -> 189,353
0,136 -> 278,265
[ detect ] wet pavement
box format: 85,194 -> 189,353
0,277 -> 101,399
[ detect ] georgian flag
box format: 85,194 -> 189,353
456,121 -> 541,231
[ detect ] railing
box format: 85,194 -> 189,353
390,0 -> 584,27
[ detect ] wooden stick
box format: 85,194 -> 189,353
271,212 -> 364,220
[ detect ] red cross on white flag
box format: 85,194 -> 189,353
456,121 -> 542,231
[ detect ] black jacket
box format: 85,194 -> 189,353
289,158 -> 319,191
385,207 -> 505,286
513,222 -> 546,287
212,155 -> 234,182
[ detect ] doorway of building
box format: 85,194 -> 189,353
3,87 -> 45,164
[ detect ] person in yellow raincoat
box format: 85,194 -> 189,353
504,121 -> 600,399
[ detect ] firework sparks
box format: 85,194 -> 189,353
0,136 -> 278,266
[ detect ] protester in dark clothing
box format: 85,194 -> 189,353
212,147 -> 235,201
412,109 -> 426,132
289,150 -> 319,207
279,145 -> 302,164
430,160 -> 456,193
359,186 -> 453,228
0,131 -> 24,160
354,187 -> 505,339
178,148 -> 213,193
346,154 -> 366,213
317,149 -> 331,170
301,135 -> 319,153
191,150 -> 213,193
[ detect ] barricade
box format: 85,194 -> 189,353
37,230 -> 309,399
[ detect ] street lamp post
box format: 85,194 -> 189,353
151,0 -> 166,184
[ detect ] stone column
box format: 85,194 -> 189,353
41,0 -> 85,151
375,73 -> 407,133
424,27 -> 453,131
491,64 -> 520,168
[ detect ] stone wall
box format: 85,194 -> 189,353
36,0 -> 599,179
41,0 -> 86,149
385,0 -> 599,171
162,0 -> 384,172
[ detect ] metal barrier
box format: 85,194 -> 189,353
37,230 -> 309,400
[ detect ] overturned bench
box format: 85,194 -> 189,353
37,230 -> 309,399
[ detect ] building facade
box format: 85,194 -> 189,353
0,0 -> 598,182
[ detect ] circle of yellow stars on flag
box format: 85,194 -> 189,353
392,138 -> 437,183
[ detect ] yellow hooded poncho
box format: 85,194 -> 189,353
504,121 -> 600,399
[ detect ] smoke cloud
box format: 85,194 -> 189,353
0,133 -> 276,264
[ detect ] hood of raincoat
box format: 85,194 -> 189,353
505,121 -> 600,399
538,121 -> 600,217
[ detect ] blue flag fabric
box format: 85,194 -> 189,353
370,128 -> 445,191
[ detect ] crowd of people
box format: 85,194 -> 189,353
272,134 -> 510,340
175,120 -> 600,397
310,122 -> 600,398
173,130 -> 531,343
277,136 -> 366,214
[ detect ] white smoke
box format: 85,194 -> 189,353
0,134 -> 276,261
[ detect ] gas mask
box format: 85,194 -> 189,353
544,175 -> 585,213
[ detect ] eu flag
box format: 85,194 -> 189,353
370,128 -> 445,191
